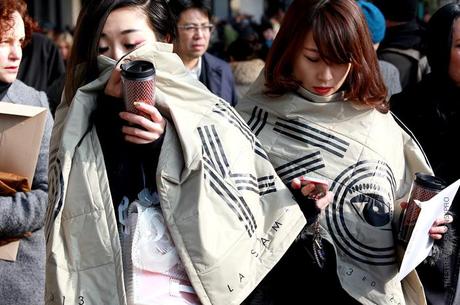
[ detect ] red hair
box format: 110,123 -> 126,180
0,0 -> 38,46
265,0 -> 388,113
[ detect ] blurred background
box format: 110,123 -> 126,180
27,0 -> 451,33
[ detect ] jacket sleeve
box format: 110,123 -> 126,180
0,92 -> 53,237
224,63 -> 238,107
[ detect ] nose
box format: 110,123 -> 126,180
111,47 -> 124,62
193,27 -> 206,38
317,63 -> 333,83
9,43 -> 22,61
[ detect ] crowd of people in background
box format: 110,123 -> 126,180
16,0 -> 443,112
1,0 -> 460,305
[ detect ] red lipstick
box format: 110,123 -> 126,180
313,87 -> 332,95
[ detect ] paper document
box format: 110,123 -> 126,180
398,178 -> 460,281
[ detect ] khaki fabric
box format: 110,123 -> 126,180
45,43 -> 306,305
237,75 -> 431,305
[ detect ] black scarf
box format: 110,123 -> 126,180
0,81 -> 12,100
93,94 -> 162,214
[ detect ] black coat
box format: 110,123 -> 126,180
391,73 -> 460,305
377,21 -> 427,90
199,52 -> 238,106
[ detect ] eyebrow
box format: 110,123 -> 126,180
100,29 -> 143,38
182,22 -> 211,25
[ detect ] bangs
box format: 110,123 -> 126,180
311,9 -> 352,65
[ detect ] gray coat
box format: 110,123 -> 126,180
379,60 -> 402,98
0,80 -> 53,305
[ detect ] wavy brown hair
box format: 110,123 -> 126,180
0,0 -> 38,47
264,0 -> 388,113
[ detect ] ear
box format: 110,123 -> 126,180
164,33 -> 173,44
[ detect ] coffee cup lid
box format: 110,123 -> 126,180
120,60 -> 155,79
415,172 -> 446,191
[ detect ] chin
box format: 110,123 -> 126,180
191,50 -> 205,58
0,76 -> 16,84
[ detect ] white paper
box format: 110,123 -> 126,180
398,178 -> 460,281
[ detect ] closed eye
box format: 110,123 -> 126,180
98,46 -> 109,54
124,43 -> 137,50
304,55 -> 320,63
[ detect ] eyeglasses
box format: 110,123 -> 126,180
177,24 -> 214,34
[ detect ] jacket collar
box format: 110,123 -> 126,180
297,86 -> 345,103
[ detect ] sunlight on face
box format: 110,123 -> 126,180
98,6 -> 157,61
0,11 -> 25,83
174,8 -> 211,63
449,18 -> 460,87
293,31 -> 351,96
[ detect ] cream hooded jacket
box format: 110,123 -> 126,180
44,43 -> 306,305
237,75 -> 432,305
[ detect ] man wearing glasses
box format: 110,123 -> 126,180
169,0 -> 237,106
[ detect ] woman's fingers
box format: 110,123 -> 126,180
104,68 -> 122,98
301,183 -> 316,197
429,226 -> 448,240
291,177 -> 302,190
119,102 -> 165,144
429,215 -> 454,239
291,177 -> 332,212
315,191 -> 333,210
133,102 -> 164,123
435,214 -> 454,226
291,177 -> 318,195
121,124 -> 163,143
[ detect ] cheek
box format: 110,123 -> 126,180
449,50 -> 460,81
333,64 -> 351,86
0,49 -> 8,64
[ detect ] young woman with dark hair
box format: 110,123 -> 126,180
264,0 -> 387,109
45,1 -> 313,305
391,4 -> 460,305
63,0 -> 175,108
238,0 -> 451,304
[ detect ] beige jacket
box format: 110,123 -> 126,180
45,43 -> 306,305
237,75 -> 432,305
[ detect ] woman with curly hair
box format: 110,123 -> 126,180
0,0 -> 53,305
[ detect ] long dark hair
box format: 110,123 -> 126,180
426,3 -> 460,77
64,0 -> 175,105
264,0 -> 388,113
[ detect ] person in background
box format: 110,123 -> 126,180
357,0 -> 402,98
390,4 -> 460,305
257,18 -> 275,61
54,31 -> 73,65
237,0 -> 451,304
169,0 -> 237,106
375,0 -> 430,90
45,30 -> 73,116
17,31 -> 65,99
227,33 -> 264,99
0,0 -> 53,304
45,0 -> 309,304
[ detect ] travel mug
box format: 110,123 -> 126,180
398,172 -> 446,243
120,60 -> 156,115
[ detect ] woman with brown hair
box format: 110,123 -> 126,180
238,0 -> 451,304
0,0 -> 53,304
